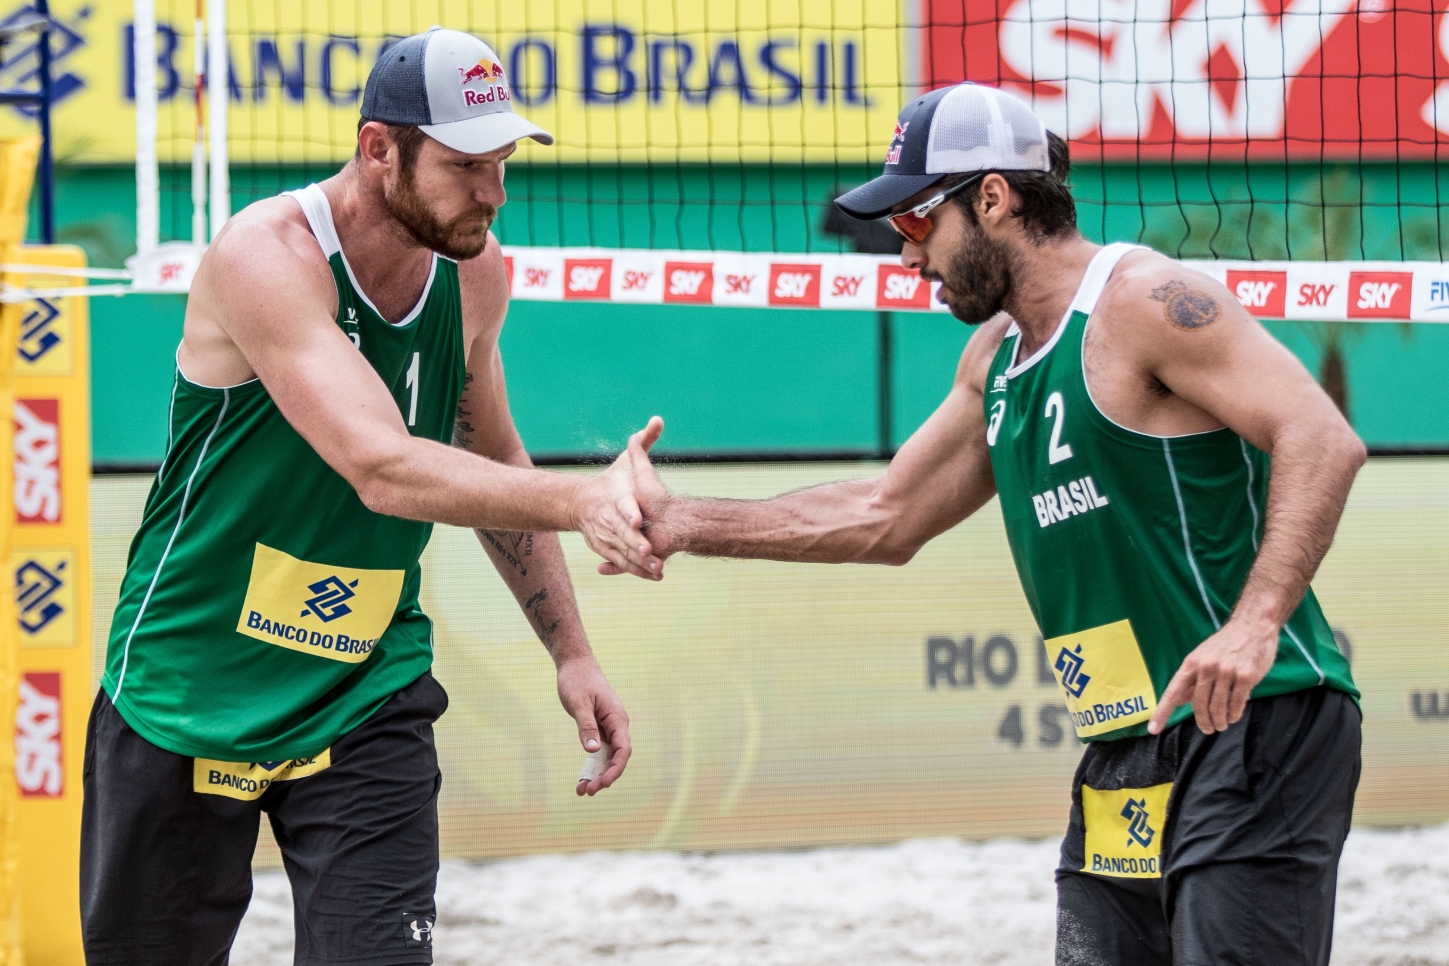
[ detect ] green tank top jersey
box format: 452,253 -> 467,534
983,243 -> 1356,743
102,184 -> 466,761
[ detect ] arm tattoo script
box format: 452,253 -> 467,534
452,371 -> 476,448
478,528 -> 533,576
523,587 -> 561,651
1149,280 -> 1221,331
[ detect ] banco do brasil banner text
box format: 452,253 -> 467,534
20,0 -> 1448,165
17,0 -> 904,164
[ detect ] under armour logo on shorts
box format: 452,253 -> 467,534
404,914 -> 434,946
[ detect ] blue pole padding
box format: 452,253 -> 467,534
36,0 -> 54,244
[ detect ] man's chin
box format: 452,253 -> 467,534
936,288 -> 989,326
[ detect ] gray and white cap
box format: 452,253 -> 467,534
361,28 -> 554,155
836,83 -> 1051,220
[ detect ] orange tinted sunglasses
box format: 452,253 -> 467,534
887,175 -> 984,244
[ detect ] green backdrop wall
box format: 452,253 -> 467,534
44,162 -> 1449,466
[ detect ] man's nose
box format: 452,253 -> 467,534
901,241 -> 927,272
476,168 -> 507,208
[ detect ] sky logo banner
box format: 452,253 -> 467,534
928,0 -> 1449,160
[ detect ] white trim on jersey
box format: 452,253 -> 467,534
285,183 -> 438,329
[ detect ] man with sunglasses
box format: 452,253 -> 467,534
611,83 -> 1365,965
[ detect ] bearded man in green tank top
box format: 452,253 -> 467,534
616,84 -> 1365,965
83,29 -> 665,966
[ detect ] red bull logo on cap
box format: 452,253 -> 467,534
459,57 -> 511,106
885,121 -> 908,164
459,58 -> 505,85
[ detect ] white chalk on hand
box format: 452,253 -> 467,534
578,740 -> 613,785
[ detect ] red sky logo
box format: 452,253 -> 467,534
768,264 -> 821,307
664,262 -> 714,303
14,398 -> 61,525
1226,270 -> 1287,318
877,265 -> 931,308
564,258 -> 612,300
16,672 -> 63,798
1347,271 -> 1412,319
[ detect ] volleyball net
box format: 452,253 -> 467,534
13,0 -> 1449,315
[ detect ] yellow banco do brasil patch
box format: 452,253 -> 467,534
1081,781 -> 1174,878
193,750 -> 332,801
1046,619 -> 1157,738
235,544 -> 405,664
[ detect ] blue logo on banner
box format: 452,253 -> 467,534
17,296 -> 61,363
15,557 -> 65,634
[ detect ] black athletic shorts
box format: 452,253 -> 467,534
81,672 -> 448,966
1056,685 -> 1361,966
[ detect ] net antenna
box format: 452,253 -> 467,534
119,0 -> 228,295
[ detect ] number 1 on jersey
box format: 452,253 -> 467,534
405,352 -> 420,427
1045,391 -> 1073,464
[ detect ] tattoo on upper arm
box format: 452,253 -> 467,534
479,528 -> 532,575
523,587 -> 560,651
1149,280 -> 1221,331
452,371 -> 476,448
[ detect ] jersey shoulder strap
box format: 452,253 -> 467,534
284,183 -> 343,259
1068,242 -> 1144,321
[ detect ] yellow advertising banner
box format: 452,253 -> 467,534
8,246 -> 90,966
20,0 -> 905,164
86,458 -> 1449,867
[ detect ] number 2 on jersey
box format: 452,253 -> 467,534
405,352 -> 420,427
1045,391 -> 1073,464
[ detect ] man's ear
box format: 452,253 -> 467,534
357,121 -> 395,170
975,173 -> 1012,227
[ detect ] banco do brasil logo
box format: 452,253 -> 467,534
1055,643 -> 1091,698
1121,797 -> 1155,848
301,575 -> 358,623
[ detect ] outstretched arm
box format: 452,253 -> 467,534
610,320 -> 1008,569
1123,264 -> 1367,735
188,214 -> 661,579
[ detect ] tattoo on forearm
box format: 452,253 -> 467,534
1150,280 -> 1221,330
523,587 -> 561,651
452,372 -> 476,448
479,529 -> 532,575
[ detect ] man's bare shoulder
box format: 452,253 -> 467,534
1099,249 -> 1237,336
455,232 -> 511,342
198,195 -> 335,301
955,312 -> 1015,391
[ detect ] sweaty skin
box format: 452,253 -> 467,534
611,174 -> 1365,737
180,123 -> 657,793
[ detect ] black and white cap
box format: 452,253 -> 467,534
835,83 -> 1051,220
361,28 -> 554,155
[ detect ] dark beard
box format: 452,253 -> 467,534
934,223 -> 1015,325
384,165 -> 496,260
